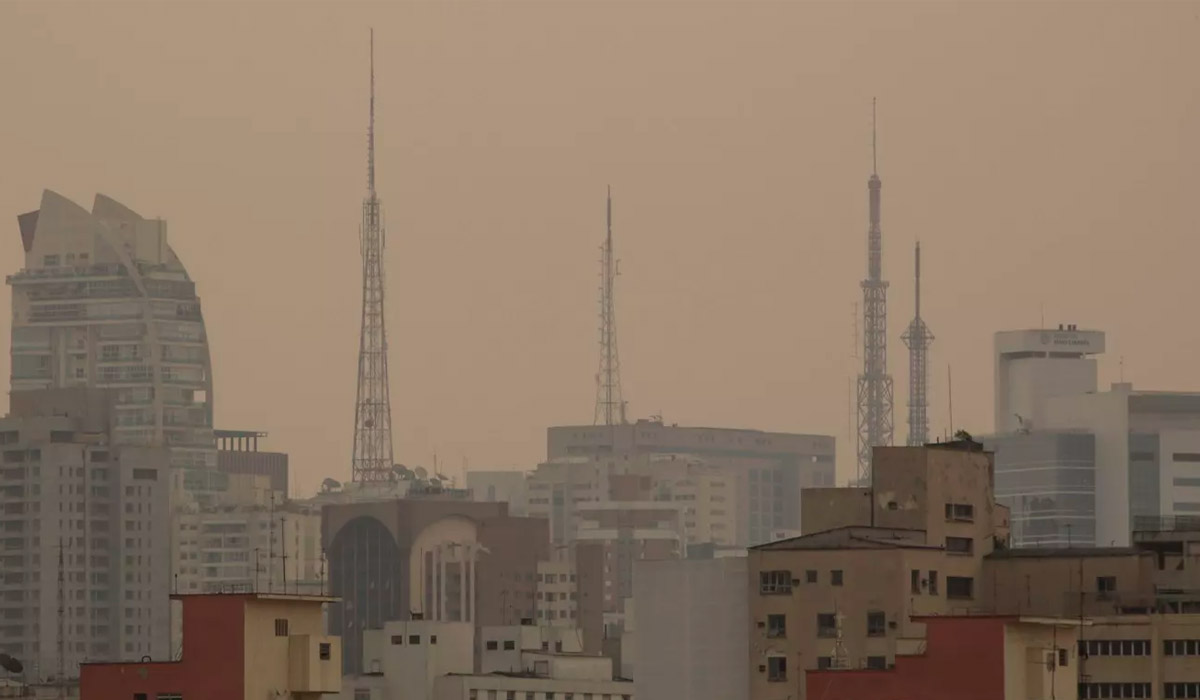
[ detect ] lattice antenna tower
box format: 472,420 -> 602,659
856,98 -> 895,482
901,242 -> 934,446
351,28 -> 395,482
594,186 -> 628,426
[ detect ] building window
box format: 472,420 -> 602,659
503,640 -> 516,650
1058,648 -> 1068,666
1081,683 -> 1151,699
319,643 -> 331,660
274,618 -> 289,637
759,570 -> 792,595
391,635 -> 403,645
1166,684 -> 1200,699
431,635 -> 438,644
767,656 -> 787,682
928,571 -> 939,595
866,656 -> 887,670
816,656 -> 832,670
355,691 -> 371,700
817,613 -> 836,638
1097,576 -> 1117,597
409,635 -> 420,645
1163,639 -> 1200,656
945,536 -> 973,555
805,570 -> 817,584
866,611 -> 886,637
486,640 -> 499,650
831,570 -> 843,586
944,503 -> 974,522
947,576 -> 974,600
767,614 -> 786,639
911,569 -> 920,594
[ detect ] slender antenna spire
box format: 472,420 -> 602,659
872,97 -> 877,175
594,186 -> 627,426
351,28 -> 395,482
368,28 -> 376,197
915,241 -> 921,317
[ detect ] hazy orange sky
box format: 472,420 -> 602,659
1,1 -> 1197,493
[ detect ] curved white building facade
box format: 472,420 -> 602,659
9,190 -> 215,468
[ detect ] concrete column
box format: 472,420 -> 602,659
438,545 -> 447,622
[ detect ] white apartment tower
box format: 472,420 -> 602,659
10,190 -> 215,470
994,326 -> 1105,434
0,390 -> 170,679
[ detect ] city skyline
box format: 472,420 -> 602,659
1,2 -> 1198,491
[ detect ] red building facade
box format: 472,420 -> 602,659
81,593 -> 339,700
805,615 -> 1079,700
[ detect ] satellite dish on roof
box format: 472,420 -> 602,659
414,466 -> 428,480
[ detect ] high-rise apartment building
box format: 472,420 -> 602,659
9,191 -> 215,471
526,454 -> 735,548
547,419 -> 834,545
0,389 -> 170,680
171,498 -> 323,596
993,326 -> 1104,434
987,382 -> 1200,548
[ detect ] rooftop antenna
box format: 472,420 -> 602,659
351,26 -> 396,483
902,241 -> 934,446
857,97 -> 894,482
281,514 -> 289,595
594,185 -> 628,426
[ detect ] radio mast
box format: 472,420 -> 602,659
902,242 -> 934,446
351,28 -> 396,482
856,98 -> 895,482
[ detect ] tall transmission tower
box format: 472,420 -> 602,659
901,242 -> 934,446
856,98 -> 894,483
593,187 -> 627,426
351,28 -> 395,483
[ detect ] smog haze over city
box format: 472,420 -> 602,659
2,0 -> 1198,491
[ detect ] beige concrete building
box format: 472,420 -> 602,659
0,389 -> 171,678
171,497 -> 324,595
753,440 -> 1200,700
342,619 -> 630,700
547,419 -> 835,546
526,454 -> 730,548
749,442 -> 1007,699
633,556 -> 749,700
536,560 -> 578,627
